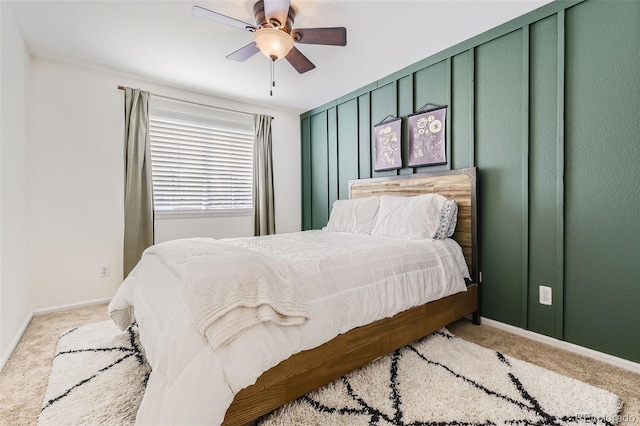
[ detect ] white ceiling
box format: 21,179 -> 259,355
9,0 -> 552,113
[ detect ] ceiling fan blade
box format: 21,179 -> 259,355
263,0 -> 290,27
192,5 -> 255,32
292,27 -> 347,46
226,43 -> 261,62
285,47 -> 316,74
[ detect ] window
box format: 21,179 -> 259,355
149,108 -> 254,216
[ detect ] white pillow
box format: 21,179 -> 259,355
371,194 -> 447,240
324,196 -> 380,234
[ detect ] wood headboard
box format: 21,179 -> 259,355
348,168 -> 478,282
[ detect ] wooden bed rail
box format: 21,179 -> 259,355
223,285 -> 478,425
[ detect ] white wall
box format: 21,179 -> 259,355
28,58 -> 125,310
270,111 -> 301,234
0,2 -> 31,364
28,57 -> 301,311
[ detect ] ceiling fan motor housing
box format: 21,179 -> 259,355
253,0 -> 296,31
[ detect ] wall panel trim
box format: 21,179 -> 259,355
446,58 -> 452,171
469,48 -> 476,167
555,9 -> 566,339
521,26 -> 531,329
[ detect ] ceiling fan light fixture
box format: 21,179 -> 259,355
254,28 -> 294,60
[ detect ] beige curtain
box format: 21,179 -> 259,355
123,88 -> 153,277
253,114 -> 275,236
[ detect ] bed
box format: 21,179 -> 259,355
108,167 -> 479,425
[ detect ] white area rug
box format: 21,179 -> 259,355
38,321 -> 150,426
258,329 -> 622,425
39,322 -> 621,425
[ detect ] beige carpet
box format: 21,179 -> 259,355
0,304 -> 109,426
448,321 -> 640,425
1,304 -> 639,425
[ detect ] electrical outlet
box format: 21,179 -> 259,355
100,265 -> 110,278
539,285 -> 552,305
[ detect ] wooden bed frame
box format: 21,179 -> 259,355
222,167 -> 479,425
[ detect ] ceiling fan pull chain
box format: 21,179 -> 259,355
270,57 -> 275,96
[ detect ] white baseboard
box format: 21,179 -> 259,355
0,312 -> 33,374
33,298 -> 111,316
1,298 -> 111,374
481,316 -> 640,375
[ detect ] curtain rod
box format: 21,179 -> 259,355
117,85 -> 273,120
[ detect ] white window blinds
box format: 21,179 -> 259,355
149,110 -> 254,215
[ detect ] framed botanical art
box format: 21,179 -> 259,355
408,106 -> 447,167
373,117 -> 402,171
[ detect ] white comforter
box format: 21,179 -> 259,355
108,230 -> 470,425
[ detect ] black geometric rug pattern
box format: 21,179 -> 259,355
257,330 -> 622,426
38,321 -> 150,425
39,322 -> 621,425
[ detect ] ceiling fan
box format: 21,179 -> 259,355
192,0 -> 347,75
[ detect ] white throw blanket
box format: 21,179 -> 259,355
138,238 -> 307,349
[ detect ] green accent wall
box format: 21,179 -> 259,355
308,112 -> 329,229
529,14 -> 561,338
300,0 -> 640,363
563,0 -> 640,359
475,29 -> 525,328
